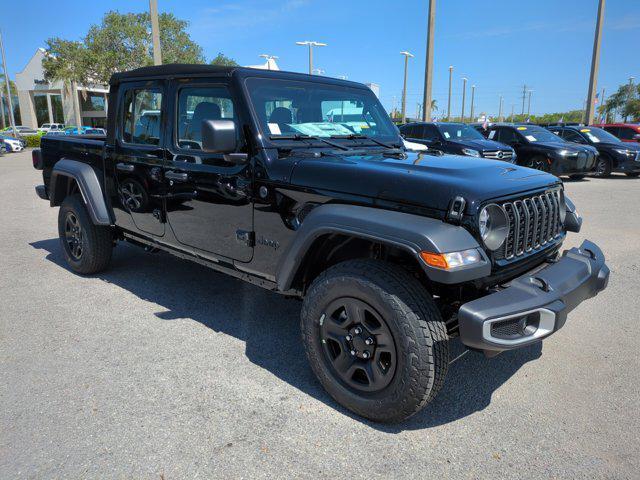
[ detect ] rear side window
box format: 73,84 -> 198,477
498,128 -> 518,144
563,130 -> 584,142
423,125 -> 440,141
122,88 -> 163,145
618,127 -> 636,140
603,126 -> 620,138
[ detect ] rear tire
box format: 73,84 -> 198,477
58,194 -> 113,274
301,259 -> 449,423
593,156 -> 612,177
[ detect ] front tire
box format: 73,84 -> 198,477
301,259 -> 449,423
528,155 -> 550,172
593,156 -> 612,177
58,194 -> 113,274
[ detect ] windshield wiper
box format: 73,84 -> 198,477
329,134 -> 398,150
269,134 -> 350,151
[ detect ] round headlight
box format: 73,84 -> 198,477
478,204 -> 509,251
558,190 -> 567,224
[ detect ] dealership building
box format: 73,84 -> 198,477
15,48 -> 109,129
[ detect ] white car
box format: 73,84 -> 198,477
38,123 -> 65,133
1,136 -> 25,152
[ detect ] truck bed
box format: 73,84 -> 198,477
40,135 -> 106,188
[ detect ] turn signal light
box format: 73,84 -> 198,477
420,249 -> 482,270
420,252 -> 449,269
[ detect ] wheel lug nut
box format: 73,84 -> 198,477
365,338 -> 373,345
354,327 -> 362,334
362,351 -> 370,359
350,350 -> 356,356
345,334 -> 352,341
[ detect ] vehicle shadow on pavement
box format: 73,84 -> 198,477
31,238 -> 542,432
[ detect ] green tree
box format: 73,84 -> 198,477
210,53 -> 239,67
44,11 -> 204,87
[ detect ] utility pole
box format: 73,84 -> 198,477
585,0 -> 605,125
447,66 -> 453,121
498,95 -> 504,122
296,41 -> 327,75
510,104 -> 515,122
422,0 -> 436,121
470,85 -> 476,122
599,87 -> 606,122
400,51 -> 414,123
149,0 -> 162,65
521,84 -> 527,116
0,30 -> 16,136
0,92 -> 5,129
461,77 -> 468,122
527,90 -> 533,118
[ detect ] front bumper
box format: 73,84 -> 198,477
614,156 -> 640,173
458,240 -> 609,353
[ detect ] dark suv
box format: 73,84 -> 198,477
32,65 -> 609,423
547,125 -> 640,177
400,122 -> 516,162
485,124 -> 598,179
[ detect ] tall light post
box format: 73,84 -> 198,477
295,41 -> 327,75
259,54 -> 279,70
599,86 -> 606,122
400,51 -> 414,123
0,30 -> 16,136
527,90 -> 534,118
470,84 -> 476,122
447,66 -> 453,121
149,0 -> 162,65
460,77 -> 468,122
585,0 -> 605,125
498,94 -> 504,122
422,0 -> 436,121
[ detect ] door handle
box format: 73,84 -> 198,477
116,162 -> 135,172
165,171 -> 189,182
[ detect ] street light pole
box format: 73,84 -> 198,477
498,95 -> 504,122
0,29 -> 16,136
296,41 -> 327,75
400,51 -> 414,123
585,0 -> 605,125
422,0 -> 436,121
527,90 -> 533,118
149,0 -> 162,65
470,85 -> 476,122
447,66 -> 453,121
461,77 -> 467,122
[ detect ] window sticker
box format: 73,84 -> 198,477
525,135 -> 537,142
443,131 -> 451,139
488,130 -> 496,139
585,132 -> 600,143
580,129 -> 590,132
268,123 -> 282,135
517,126 -> 527,130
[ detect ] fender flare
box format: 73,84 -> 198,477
49,158 -> 112,226
275,204 -> 490,290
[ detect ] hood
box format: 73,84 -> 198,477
289,151 -> 560,213
448,138 -> 511,152
598,142 -> 640,151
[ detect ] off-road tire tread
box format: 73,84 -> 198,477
301,259 -> 449,423
58,194 -> 112,274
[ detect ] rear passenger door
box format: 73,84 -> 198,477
113,80 -> 167,237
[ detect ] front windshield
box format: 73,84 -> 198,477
578,127 -> 620,143
436,123 -> 484,140
516,126 -> 563,143
245,77 -> 398,140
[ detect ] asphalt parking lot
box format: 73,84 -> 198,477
1,149 -> 639,479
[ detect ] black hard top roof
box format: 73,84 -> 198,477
109,63 -> 367,89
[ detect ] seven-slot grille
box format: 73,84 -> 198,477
496,189 -> 564,260
483,149 -> 513,160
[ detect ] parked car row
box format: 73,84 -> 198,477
400,121 -> 640,179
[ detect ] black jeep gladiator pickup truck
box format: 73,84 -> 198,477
32,65 -> 610,423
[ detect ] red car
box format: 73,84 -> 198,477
593,123 -> 640,143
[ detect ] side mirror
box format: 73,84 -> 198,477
202,119 -> 237,153
633,133 -> 640,141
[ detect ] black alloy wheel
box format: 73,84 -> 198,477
64,212 -> 84,260
319,297 -> 397,393
594,157 -> 612,177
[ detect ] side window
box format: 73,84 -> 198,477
122,88 -> 163,145
499,128 -> 517,144
563,130 -> 584,143
176,86 -> 236,150
423,125 -> 440,141
618,127 -> 635,140
399,124 -> 413,137
604,126 -> 620,138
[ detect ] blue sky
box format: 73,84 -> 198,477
4,0 -> 638,117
